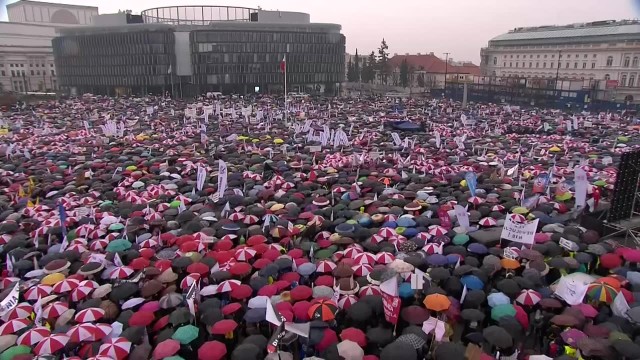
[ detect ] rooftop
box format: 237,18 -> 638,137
7,0 -> 98,10
490,20 -> 640,43
388,54 -> 481,76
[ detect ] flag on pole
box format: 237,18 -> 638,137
167,65 -> 172,74
280,55 -> 287,73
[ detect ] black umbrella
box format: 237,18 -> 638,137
347,301 -> 373,322
496,278 -> 520,298
110,283 -> 139,302
396,334 -> 426,350
461,308 -> 485,322
433,342 -> 465,360
231,343 -> 262,360
366,326 -> 394,347
465,332 -> 484,345
380,341 -> 418,360
482,326 -> 513,349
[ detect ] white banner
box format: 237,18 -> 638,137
454,205 -> 469,230
554,276 -> 588,305
574,168 -> 588,209
0,283 -> 19,316
500,216 -> 538,245
217,160 -> 228,200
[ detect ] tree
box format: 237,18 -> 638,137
354,49 -> 360,82
346,58 -> 355,82
416,73 -> 425,88
377,39 -> 390,85
362,51 -> 377,83
399,59 -> 409,88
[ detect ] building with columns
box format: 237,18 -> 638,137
480,20 -> 640,103
0,0 -> 98,93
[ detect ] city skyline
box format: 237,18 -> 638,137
2,0 -> 635,63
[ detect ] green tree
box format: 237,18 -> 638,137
354,49 -> 360,82
347,58 -> 355,82
399,59 -> 409,88
416,73 -> 425,88
362,51 -> 377,83
377,39 -> 389,84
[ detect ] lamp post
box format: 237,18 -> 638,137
443,52 -> 450,97
555,50 -> 562,94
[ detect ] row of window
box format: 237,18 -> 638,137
58,75 -> 167,87
502,61 -> 598,69
199,72 -> 341,85
194,42 -> 342,55
193,62 -> 342,75
56,55 -> 171,68
504,53 -> 597,59
194,53 -> 342,66
58,65 -> 168,78
10,79 -> 57,92
53,33 -> 174,57
495,55 -> 640,68
192,31 -> 344,45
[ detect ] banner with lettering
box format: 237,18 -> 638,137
437,208 -> 452,230
500,215 -> 538,245
382,292 -> 401,325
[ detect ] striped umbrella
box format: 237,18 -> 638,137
376,252 -> 395,265
587,282 -> 618,304
428,225 -> 448,236
1,302 -> 33,321
515,289 -> 542,306
353,252 -> 376,265
67,323 -> 102,343
359,285 -> 381,297
337,295 -> 358,310
25,285 -> 53,301
98,337 -> 132,360
17,326 -> 51,346
351,264 -> 372,277
478,217 -> 497,227
42,302 -> 69,319
34,334 -> 70,355
75,308 -> 105,323
0,318 -> 31,335
308,299 -> 339,321
316,260 -> 336,273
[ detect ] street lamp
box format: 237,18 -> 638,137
443,52 -> 450,98
555,50 -> 562,94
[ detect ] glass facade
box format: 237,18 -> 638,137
190,30 -> 345,94
52,30 -> 175,95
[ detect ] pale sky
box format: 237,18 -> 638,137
5,0 -> 639,63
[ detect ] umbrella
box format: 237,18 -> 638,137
34,334 -> 70,355
198,341 -> 227,360
491,304 -> 516,321
587,282 -> 618,303
482,326 -> 513,348
308,299 -> 339,321
210,319 -> 238,335
153,339 -> 180,360
0,319 -> 30,335
561,328 -> 587,347
515,289 -> 542,306
172,325 -> 199,345
337,340 -> 365,360
17,326 -> 51,346
396,333 -> 426,350
423,294 -> 450,312
98,337 -> 132,360
75,308 -> 105,323
487,292 -> 510,307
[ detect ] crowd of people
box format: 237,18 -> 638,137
0,93 -> 638,360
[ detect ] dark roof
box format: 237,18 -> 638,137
389,54 -> 481,76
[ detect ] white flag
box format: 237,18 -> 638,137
411,268 -> 425,290
217,160 -> 228,199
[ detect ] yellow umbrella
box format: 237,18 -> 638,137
42,273 -> 65,285
252,139 -> 260,143
274,139 -> 284,145
511,207 -> 529,215
125,165 -> 137,171
237,135 -> 249,141
549,146 -> 561,152
270,203 -> 285,211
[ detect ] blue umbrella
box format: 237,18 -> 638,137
397,217 -> 416,227
403,228 -> 419,238
399,283 -> 414,299
427,254 -> 449,266
297,262 -> 316,277
244,308 -> 266,323
487,292 -> 511,308
382,221 -> 397,228
335,223 -> 355,234
460,275 -> 484,290
467,243 -> 488,255
446,254 -> 461,265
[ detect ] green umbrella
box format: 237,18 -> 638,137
172,324 -> 199,344
453,234 -> 470,245
594,180 -> 607,187
100,200 -> 114,207
106,239 -> 132,252
315,248 -> 335,260
163,356 -> 185,360
170,200 -> 182,208
618,136 -> 629,143
108,223 -> 125,231
0,345 -> 31,360
491,304 -> 516,321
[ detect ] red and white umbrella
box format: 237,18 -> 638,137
468,196 -> 485,205
353,252 -> 376,265
228,212 -> 245,221
376,252 -> 395,265
428,225 -> 448,236
98,337 -> 132,360
75,308 -> 105,323
1,302 -> 33,321
415,232 -> 432,241
515,289 -> 542,306
89,239 -> 109,252
369,234 -> 385,244
316,260 -> 336,273
34,334 -> 70,355
422,243 -> 443,255
243,215 -> 259,225
109,266 -> 135,280
478,217 -> 497,227
343,247 -> 363,259
351,264 -> 372,277
216,279 -> 241,293
25,284 -> 53,300
234,248 -> 257,262
94,323 -> 113,338
67,323 -> 102,343
359,285 -> 381,297
509,214 -> 527,223
180,274 -> 201,290
0,318 -> 31,335
337,295 -> 358,310
53,278 -> 80,294
17,326 -> 51,346
42,301 -> 69,319
377,227 -> 396,239
491,205 -> 506,212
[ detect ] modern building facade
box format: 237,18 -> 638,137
480,20 -> 640,103
53,6 -> 346,96
0,0 -> 98,93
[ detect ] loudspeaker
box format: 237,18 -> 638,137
608,150 -> 640,222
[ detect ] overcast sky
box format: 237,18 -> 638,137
5,0 -> 637,63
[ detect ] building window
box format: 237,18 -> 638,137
551,62 -> 555,68
0,71 -> 4,76
529,55 -> 533,59
606,56 -> 613,66
573,62 -> 578,68
516,55 -> 520,59
536,62 -> 539,68
582,62 -> 587,69
493,57 -> 497,65
51,70 -> 55,76
515,62 -> 518,68
622,74 -> 627,86
566,62 -> 570,68
543,62 -> 546,68
20,64 -> 23,67
630,75 -> 636,87
503,62 -> 506,67
510,55 -> 513,58
592,62 -> 596,69
584,54 -> 588,59
10,70 -> 14,77
593,54 -> 597,58
634,57 -> 639,67
605,74 -> 610,80
544,55 -> 547,58
624,57 -> 631,67
30,70 -> 34,76
509,62 -> 512,67
9,64 -> 13,68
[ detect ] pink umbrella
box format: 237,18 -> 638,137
0,318 -> 31,335
415,232 -> 432,241
515,289 -> 542,306
491,205 -> 506,212
243,215 -> 259,225
216,279 -> 241,293
34,334 -> 70,355
369,234 -> 385,244
98,337 -> 132,360
228,212 -> 245,221
17,326 -> 51,346
75,308 -> 105,323
377,227 -> 396,239
468,196 -> 485,206
572,303 -> 599,318
343,247 -> 363,259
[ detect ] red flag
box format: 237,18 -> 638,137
381,292 -> 401,324
309,170 -> 317,182
280,55 -> 286,73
